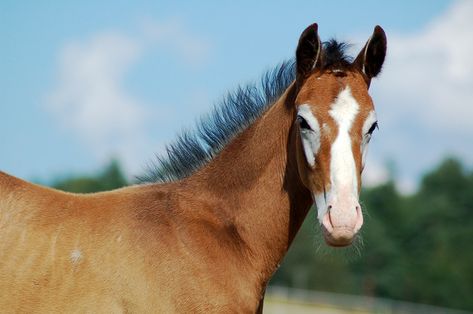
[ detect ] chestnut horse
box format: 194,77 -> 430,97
0,23 -> 386,313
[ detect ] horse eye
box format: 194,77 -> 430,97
297,116 -> 312,130
367,121 -> 378,135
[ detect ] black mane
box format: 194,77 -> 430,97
138,40 -> 351,183
322,39 -> 353,70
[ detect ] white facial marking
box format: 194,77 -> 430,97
297,104 -> 321,167
316,87 -> 360,221
362,110 -> 377,136
70,249 -> 82,264
361,110 -> 377,167
313,192 -> 327,221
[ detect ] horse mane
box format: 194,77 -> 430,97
322,39 -> 353,70
138,40 -> 351,183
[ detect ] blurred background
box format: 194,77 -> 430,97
1,0 -> 472,312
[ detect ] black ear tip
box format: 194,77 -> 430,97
301,22 -> 319,36
373,25 -> 386,39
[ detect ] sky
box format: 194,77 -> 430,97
1,0 -> 471,193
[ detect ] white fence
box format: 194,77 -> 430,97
265,286 -> 472,314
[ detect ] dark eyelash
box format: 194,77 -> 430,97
367,121 -> 378,135
297,116 -> 312,130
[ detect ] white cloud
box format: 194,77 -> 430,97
46,32 -> 150,174
48,32 -> 145,142
46,19 -> 210,175
139,18 -> 210,66
365,0 -> 473,192
377,0 -> 473,133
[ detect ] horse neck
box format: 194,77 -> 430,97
187,85 -> 313,282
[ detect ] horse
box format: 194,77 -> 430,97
0,23 -> 386,313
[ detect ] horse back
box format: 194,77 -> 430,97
0,172 -> 172,311
0,172 -> 257,312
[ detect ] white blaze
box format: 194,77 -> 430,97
315,87 -> 360,221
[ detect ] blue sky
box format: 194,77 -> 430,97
1,0 -> 471,192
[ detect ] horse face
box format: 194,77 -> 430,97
293,23 -> 386,247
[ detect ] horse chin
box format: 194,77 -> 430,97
324,236 -> 354,247
322,226 -> 356,247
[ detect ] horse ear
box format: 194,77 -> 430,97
354,25 -> 387,87
296,23 -> 322,86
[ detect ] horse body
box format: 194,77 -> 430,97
0,23 -> 386,313
0,92 -> 305,312
0,175 -> 263,312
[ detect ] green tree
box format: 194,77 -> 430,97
398,158 -> 473,309
52,159 -> 128,193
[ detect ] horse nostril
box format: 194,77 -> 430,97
321,205 -> 335,233
354,205 -> 364,233
327,205 -> 334,228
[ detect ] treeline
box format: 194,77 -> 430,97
50,158 -> 473,311
51,160 -> 127,193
